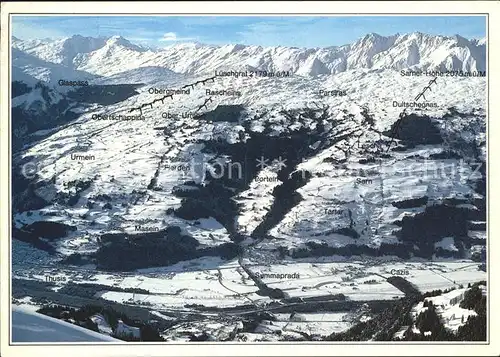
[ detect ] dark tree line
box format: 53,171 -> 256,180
37,304 -> 165,342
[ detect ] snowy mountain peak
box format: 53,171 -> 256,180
105,35 -> 147,52
361,32 -> 384,41
106,35 -> 129,45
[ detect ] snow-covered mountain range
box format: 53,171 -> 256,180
13,32 -> 486,80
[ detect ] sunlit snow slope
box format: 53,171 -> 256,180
12,305 -> 119,342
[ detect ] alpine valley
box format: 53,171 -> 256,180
11,32 -> 487,342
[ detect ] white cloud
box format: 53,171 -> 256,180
159,32 -> 195,42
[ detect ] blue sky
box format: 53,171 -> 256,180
12,15 -> 486,48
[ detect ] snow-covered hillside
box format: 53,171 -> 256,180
91,66 -> 184,85
11,66 -> 486,264
12,305 -> 119,342
12,48 -> 97,86
13,35 -> 108,67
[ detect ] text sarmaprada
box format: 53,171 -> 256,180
256,272 -> 300,279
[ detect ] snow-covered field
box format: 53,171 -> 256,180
271,312 -> 355,336
13,256 -> 486,313
250,260 -> 485,297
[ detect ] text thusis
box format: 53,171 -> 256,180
45,276 -> 67,282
